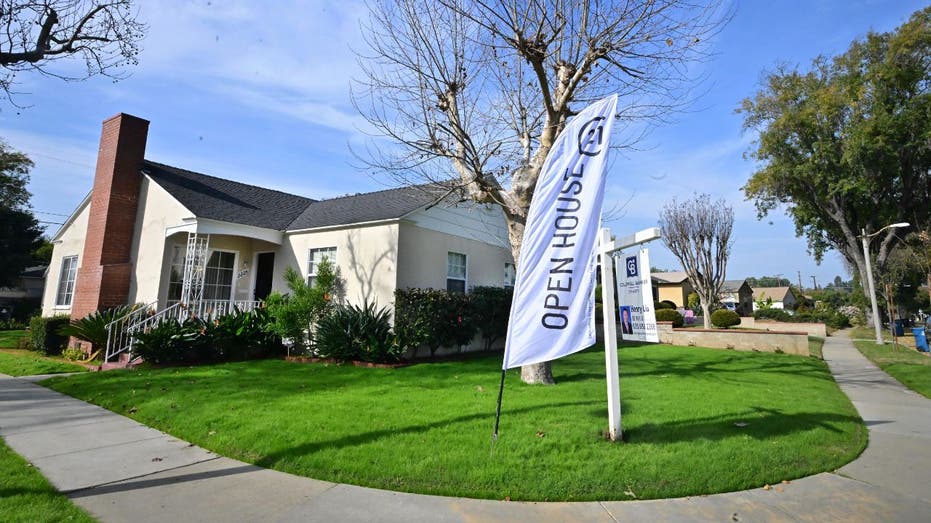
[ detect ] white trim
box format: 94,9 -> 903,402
165,218 -> 284,245
50,193 -> 91,242
446,251 -> 468,293
285,218 -> 399,235
204,248 -> 238,302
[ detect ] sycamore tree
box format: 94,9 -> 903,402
0,0 -> 145,101
740,6 -> 931,323
658,193 -> 733,328
0,140 -> 43,287
354,0 -> 729,384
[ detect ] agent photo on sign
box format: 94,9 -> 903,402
619,305 -> 633,335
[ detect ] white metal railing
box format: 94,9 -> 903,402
104,300 -> 263,363
104,302 -> 158,363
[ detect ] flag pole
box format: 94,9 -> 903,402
599,227 -> 623,441
492,369 -> 507,443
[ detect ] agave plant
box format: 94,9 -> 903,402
59,304 -> 145,349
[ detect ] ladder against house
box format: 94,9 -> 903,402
103,232 -> 261,366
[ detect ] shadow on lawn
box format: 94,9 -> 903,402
254,399 -> 600,468
624,406 -> 861,444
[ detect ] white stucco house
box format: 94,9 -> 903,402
43,114 -> 515,352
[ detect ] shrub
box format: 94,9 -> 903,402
655,301 -> 674,310
655,309 -> 684,328
469,286 -> 512,351
59,304 -> 143,350
711,309 -> 741,329
753,308 -> 793,322
0,318 -> 27,330
394,288 -> 478,357
264,261 -> 338,353
28,315 -> 70,355
315,300 -> 400,363
132,308 -> 282,366
132,320 -> 198,365
61,347 -> 87,361
753,308 -> 851,330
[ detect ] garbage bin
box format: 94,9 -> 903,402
894,319 -> 905,336
913,328 -> 929,353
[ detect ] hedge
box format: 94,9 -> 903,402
28,315 -> 71,355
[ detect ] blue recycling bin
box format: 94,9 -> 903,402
893,319 -> 905,336
913,328 -> 929,352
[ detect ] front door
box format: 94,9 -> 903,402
253,252 -> 275,301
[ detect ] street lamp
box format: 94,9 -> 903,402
861,222 -> 910,344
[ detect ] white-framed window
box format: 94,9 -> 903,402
308,247 -> 337,287
203,250 -> 236,301
55,255 -> 78,307
504,262 -> 516,288
447,251 -> 467,293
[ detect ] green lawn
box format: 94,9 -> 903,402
850,327 -> 931,399
0,350 -> 88,377
43,344 -> 866,501
0,439 -> 96,523
0,329 -> 28,349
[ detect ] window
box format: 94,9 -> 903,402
504,262 -> 516,288
308,247 -> 337,287
447,252 -> 467,293
166,244 -> 185,304
203,251 -> 235,301
55,256 -> 78,307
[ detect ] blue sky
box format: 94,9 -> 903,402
1,0 -> 925,288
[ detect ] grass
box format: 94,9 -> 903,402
0,350 -> 88,377
43,344 -> 866,502
808,336 -> 825,360
850,326 -> 931,399
0,332 -> 88,376
0,439 -> 96,523
0,329 -> 28,349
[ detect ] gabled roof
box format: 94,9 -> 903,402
142,161 -> 315,231
652,271 -> 690,285
720,279 -> 749,293
286,183 -> 449,231
753,286 -> 793,302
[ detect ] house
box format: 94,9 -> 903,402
719,279 -> 753,316
0,266 -> 46,321
752,286 -> 798,311
42,114 -> 515,334
651,271 -> 694,307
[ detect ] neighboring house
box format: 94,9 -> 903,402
719,279 -> 753,316
752,287 -> 798,311
0,266 -> 46,320
651,271 -> 694,308
42,113 -> 514,326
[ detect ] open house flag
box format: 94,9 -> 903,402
502,94 -> 618,369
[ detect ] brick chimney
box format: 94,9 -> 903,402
70,113 -> 150,321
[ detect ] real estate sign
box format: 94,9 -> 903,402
615,249 -> 659,343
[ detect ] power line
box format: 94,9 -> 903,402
33,210 -> 71,217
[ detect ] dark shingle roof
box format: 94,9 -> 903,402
287,183 -> 448,231
721,279 -> 748,292
142,160 -> 315,231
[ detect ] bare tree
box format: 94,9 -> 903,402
0,0 -> 145,101
354,0 -> 730,384
658,193 -> 733,328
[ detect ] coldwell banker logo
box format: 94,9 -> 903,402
626,256 -> 638,278
578,116 -> 607,156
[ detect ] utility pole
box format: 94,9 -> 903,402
811,275 -> 817,290
797,271 -> 803,290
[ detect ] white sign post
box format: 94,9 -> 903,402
598,226 -> 661,441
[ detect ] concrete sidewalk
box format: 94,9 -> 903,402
1,332 -> 930,522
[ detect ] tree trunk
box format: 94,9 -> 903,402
701,302 -> 711,329
504,208 -> 556,385
521,362 -> 555,385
